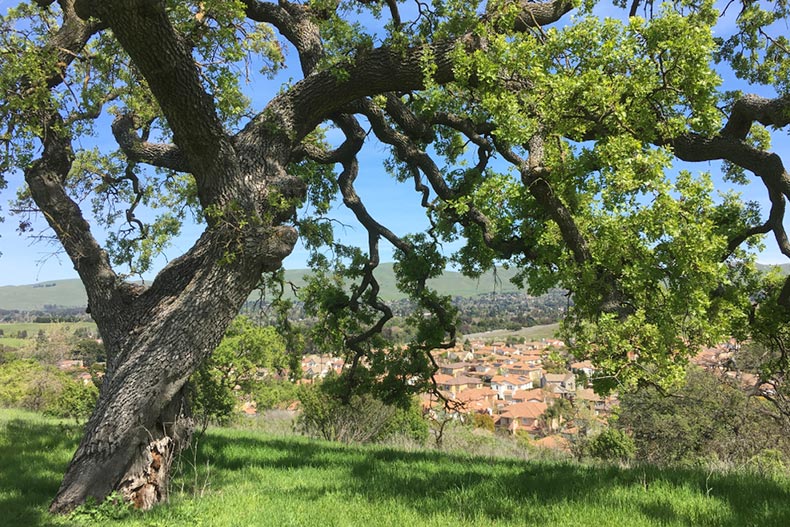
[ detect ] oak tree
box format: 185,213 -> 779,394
2,0 -> 789,513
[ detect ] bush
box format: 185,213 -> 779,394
46,379 -> 98,422
297,382 -> 427,444
746,449 -> 788,479
187,365 -> 237,430
0,359 -> 65,411
472,412 -> 495,432
380,397 -> 430,444
253,379 -> 299,411
0,359 -> 97,420
578,428 -> 636,463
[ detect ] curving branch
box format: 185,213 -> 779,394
24,113 -> 128,319
721,94 -> 790,140
76,0 -> 238,208
242,0 -> 324,76
301,111 -> 458,399
237,0 -> 575,150
111,114 -> 191,173
21,1 -> 128,317
669,101 -> 790,305
358,98 -> 536,259
485,0 -> 574,32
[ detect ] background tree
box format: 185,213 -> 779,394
616,366 -> 790,466
1,0 -> 789,514
188,315 -> 288,430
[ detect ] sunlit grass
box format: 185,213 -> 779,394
1,409 -> 788,527
0,321 -> 97,349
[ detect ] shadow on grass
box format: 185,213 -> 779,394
0,415 -> 82,527
199,431 -> 790,526
3,414 -> 789,527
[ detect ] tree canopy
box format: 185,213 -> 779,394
2,0 -> 790,512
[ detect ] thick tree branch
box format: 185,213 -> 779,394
76,0 -> 238,208
496,135 -> 592,266
721,94 -> 790,140
485,0 -> 574,32
44,0 -> 106,88
239,0 -> 574,150
242,0 -> 324,76
24,114 -> 127,320
111,114 -> 191,173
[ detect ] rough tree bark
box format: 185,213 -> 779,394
41,0 -> 302,512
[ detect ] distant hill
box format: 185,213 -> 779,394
755,262 -> 790,275
0,264 -> 525,311
2,261 -> 787,311
0,279 -> 90,311
272,263 -> 523,302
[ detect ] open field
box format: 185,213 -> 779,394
0,322 -> 97,350
1,409 -> 788,527
464,322 -> 561,342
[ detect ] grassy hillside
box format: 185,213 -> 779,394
0,279 -> 89,311
2,409 -> 789,527
2,262 -> 787,311
0,265 -> 525,310
277,263 -> 523,301
464,322 -> 561,341
756,263 -> 790,275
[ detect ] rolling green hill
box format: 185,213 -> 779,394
272,263 -> 524,301
0,264 -> 526,311
0,279 -> 90,311
2,262 -> 787,311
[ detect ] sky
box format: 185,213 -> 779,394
0,1 -> 788,286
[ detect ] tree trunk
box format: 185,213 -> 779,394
49,223 -> 296,514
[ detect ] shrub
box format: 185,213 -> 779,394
253,379 -> 299,410
0,359 -> 65,411
472,412 -> 495,432
187,365 -> 237,430
582,428 -> 636,463
380,397 -> 430,444
747,449 -> 788,479
297,382 -> 427,444
46,379 -> 99,422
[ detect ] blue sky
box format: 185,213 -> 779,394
0,1 -> 788,286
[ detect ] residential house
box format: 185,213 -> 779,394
454,387 -> 498,414
542,372 -> 576,393
433,374 -> 483,395
570,360 -> 595,378
576,388 -> 617,416
439,362 -> 472,377
510,388 -> 546,404
496,401 -> 548,434
56,359 -> 84,371
490,374 -> 533,399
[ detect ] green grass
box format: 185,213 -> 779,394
0,322 -> 97,349
0,280 -> 89,311
464,322 -> 561,341
1,409 -> 789,527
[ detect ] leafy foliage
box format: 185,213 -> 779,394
0,359 -> 96,421
616,367 -> 790,466
188,316 -> 288,428
576,428 -> 636,463
296,376 -> 428,444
